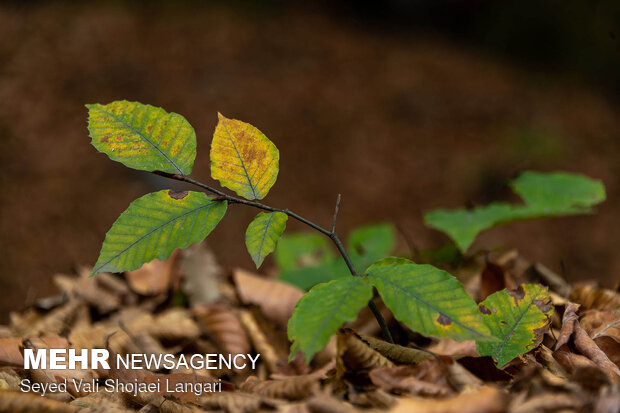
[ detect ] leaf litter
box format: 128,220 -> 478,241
0,244 -> 618,412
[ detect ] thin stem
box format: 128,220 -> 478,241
331,193 -> 341,234
153,171 -> 394,343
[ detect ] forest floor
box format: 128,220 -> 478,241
0,244 -> 618,412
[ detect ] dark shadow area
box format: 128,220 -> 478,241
0,0 -> 618,320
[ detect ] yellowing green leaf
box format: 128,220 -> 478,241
91,190 -> 226,276
367,258 -> 494,342
245,211 -> 288,268
476,284 -> 553,367
210,113 -> 279,200
87,101 -> 196,175
288,276 -> 373,363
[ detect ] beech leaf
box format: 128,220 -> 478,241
245,211 -> 288,268
425,171 -> 606,252
288,276 -> 373,363
367,258 -> 494,342
91,190 -> 226,276
210,113 -> 279,200
476,284 -> 553,367
86,101 -> 196,175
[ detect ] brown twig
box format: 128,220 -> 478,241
153,171 -> 394,343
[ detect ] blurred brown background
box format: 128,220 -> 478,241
1,1 -> 619,321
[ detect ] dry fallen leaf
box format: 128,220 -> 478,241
199,391 -> 280,412
389,385 -> 506,413
337,328 -> 394,380
125,250 -> 180,296
181,243 -> 222,306
355,331 -> 431,365
240,374 -> 320,400
370,365 -> 453,397
0,390 -> 81,413
234,269 -> 304,328
194,305 -> 252,358
580,309 -> 620,367
570,284 -> 620,311
0,338 -> 23,367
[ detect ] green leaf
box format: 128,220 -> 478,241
424,203 -> 522,253
288,276 -> 373,362
367,258 -> 494,342
275,233 -> 334,271
278,259 -> 351,290
476,284 -> 553,367
245,211 -> 288,268
91,190 -> 226,276
347,223 -> 396,265
510,171 -> 606,213
424,171 -> 606,253
87,101 -> 196,175
210,113 -> 279,200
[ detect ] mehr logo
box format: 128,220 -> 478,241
23,349 -> 110,370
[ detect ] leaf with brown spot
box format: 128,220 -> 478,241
477,284 -> 553,367
87,101 -> 196,175
367,258 -> 494,343
210,113 -> 279,200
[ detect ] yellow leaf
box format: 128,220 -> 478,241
210,113 -> 279,200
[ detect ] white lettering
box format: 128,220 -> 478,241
23,349 -> 46,369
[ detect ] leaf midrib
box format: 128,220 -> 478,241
256,213 -> 275,263
492,297 -> 535,362
371,271 -> 490,339
92,104 -> 184,175
221,120 -> 257,199
93,199 -> 221,274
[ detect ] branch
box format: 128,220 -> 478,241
154,171 -> 394,343
331,193 -> 341,234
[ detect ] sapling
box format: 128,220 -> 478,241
87,101 -> 568,367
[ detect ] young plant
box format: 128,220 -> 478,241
424,171 -> 606,253
86,101 -> 555,367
